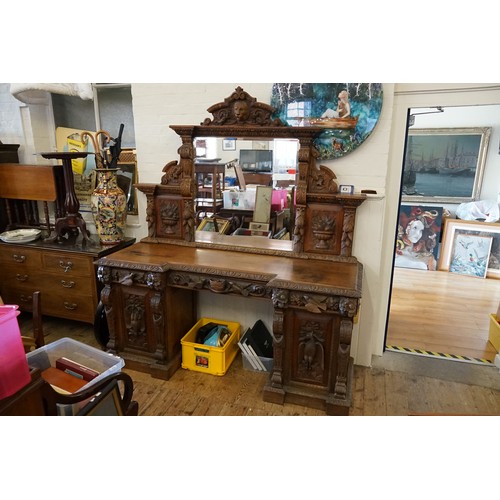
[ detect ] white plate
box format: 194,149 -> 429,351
0,229 -> 42,243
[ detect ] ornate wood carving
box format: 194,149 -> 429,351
161,161 -> 182,186
334,319 -> 353,399
202,86 -> 285,127
151,292 -> 166,362
124,293 -> 147,348
308,164 -> 339,194
297,320 -> 326,382
270,309 -> 284,393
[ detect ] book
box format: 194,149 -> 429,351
41,367 -> 88,393
55,357 -> 100,381
238,328 -> 262,370
246,344 -> 267,371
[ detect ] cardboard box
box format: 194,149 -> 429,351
181,318 -> 240,376
488,314 -> 500,352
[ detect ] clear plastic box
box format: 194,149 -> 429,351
26,337 -> 124,393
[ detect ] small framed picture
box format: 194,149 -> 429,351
249,222 -> 269,232
222,138 -> 236,151
197,217 -> 230,234
339,185 -> 354,194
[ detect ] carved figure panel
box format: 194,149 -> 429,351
304,204 -> 344,255
288,310 -> 337,387
118,287 -> 153,353
156,196 -> 183,239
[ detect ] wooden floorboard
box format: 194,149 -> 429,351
17,310 -> 500,416
387,267 -> 500,361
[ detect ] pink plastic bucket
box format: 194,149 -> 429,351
0,305 -> 31,400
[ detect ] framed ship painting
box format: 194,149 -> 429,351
401,127 -> 491,203
394,205 -> 443,271
270,83 -> 383,160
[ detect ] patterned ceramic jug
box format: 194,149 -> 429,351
91,168 -> 127,244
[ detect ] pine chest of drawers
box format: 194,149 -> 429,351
0,236 -> 135,324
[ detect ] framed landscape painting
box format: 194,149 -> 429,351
401,127 -> 491,204
438,219 -> 500,278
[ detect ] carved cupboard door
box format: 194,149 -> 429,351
111,283 -> 165,359
286,310 -> 339,390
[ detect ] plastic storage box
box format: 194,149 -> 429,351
241,353 -> 274,372
181,318 -> 241,376
26,337 -> 125,393
0,305 -> 31,399
488,314 -> 500,352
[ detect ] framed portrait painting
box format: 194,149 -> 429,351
438,219 -> 500,278
402,127 -> 491,203
394,205 -> 443,271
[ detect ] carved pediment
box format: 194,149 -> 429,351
308,165 -> 339,194
201,86 -> 285,127
161,160 -> 182,185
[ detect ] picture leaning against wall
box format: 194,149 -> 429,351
395,205 -> 443,271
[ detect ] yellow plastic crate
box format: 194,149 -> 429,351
181,318 -> 241,376
488,314 -> 500,352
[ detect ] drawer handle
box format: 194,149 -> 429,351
20,294 -> 33,303
16,274 -> 29,282
13,254 -> 26,263
63,302 -> 78,310
59,260 -> 73,272
61,280 -> 76,288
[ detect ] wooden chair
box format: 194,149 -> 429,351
41,371 -> 139,416
0,291 -> 44,352
21,291 -> 45,353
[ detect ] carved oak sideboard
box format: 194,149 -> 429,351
95,87 -> 366,415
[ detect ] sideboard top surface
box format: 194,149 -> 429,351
97,242 -> 363,297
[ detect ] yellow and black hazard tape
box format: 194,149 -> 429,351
385,345 -> 493,365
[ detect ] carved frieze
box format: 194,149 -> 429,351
288,293 -> 359,317
168,272 -> 270,299
98,267 -> 166,291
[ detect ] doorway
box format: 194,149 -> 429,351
384,101 -> 500,365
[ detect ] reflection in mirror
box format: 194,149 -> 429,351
193,137 -> 298,248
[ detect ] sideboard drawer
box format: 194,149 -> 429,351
41,253 -> 94,276
0,246 -> 42,267
41,290 -> 96,323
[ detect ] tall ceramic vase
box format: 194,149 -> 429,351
91,168 -> 127,245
